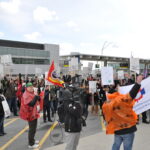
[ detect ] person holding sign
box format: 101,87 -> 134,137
102,75 -> 143,150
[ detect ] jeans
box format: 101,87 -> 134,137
0,115 -> 4,134
112,133 -> 135,150
7,97 -> 18,115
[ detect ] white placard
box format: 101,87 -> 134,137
1,95 -> 11,118
130,58 -> 140,74
69,58 -> 78,71
119,77 -> 150,114
89,81 -> 97,94
118,70 -> 124,79
101,67 -> 114,85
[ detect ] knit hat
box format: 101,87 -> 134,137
26,82 -> 33,87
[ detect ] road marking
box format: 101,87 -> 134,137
4,118 -> 19,127
0,126 -> 29,150
34,121 -> 59,150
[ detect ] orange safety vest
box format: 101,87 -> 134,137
102,92 -> 137,134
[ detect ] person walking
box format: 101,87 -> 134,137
102,75 -> 143,150
20,82 -> 40,149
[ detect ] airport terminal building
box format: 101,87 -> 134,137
0,39 -> 59,76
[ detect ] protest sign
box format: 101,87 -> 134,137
101,67 -> 114,85
130,58 -> 140,74
118,70 -> 124,80
89,81 -> 97,94
1,95 -> 11,118
119,77 -> 150,114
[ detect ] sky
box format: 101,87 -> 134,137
0,0 -> 150,59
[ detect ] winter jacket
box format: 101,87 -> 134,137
102,83 -> 141,134
20,90 -> 40,121
64,100 -> 82,133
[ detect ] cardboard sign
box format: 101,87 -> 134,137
130,58 -> 140,74
89,81 -> 97,94
118,70 -> 124,80
101,67 -> 114,85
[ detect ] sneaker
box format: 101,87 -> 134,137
35,140 -> 39,144
28,144 -> 39,149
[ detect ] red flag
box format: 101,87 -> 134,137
46,61 -> 64,87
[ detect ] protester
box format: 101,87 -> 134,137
62,86 -> 83,150
102,75 -> 143,150
43,85 -> 52,122
5,79 -> 18,116
0,89 -> 6,136
20,82 -> 40,149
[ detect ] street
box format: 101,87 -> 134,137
0,111 -> 102,150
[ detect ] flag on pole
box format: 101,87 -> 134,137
46,61 -> 64,87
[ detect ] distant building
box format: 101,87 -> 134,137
0,39 -> 59,76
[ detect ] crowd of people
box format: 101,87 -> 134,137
0,73 -> 149,150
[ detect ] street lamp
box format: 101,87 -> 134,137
101,41 -> 117,55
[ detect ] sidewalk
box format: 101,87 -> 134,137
44,123 -> 150,150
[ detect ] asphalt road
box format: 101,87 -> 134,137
0,111 -> 102,150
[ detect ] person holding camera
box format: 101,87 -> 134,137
20,82 -> 40,149
62,87 -> 86,150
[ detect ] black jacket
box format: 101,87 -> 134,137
44,90 -> 50,106
64,100 -> 82,133
115,83 -> 141,135
0,95 -> 5,116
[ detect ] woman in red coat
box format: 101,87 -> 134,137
20,83 -> 40,149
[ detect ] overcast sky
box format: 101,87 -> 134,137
0,0 -> 150,58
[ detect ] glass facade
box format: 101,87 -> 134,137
0,46 -> 50,58
12,58 -> 50,64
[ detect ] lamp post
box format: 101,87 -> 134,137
101,41 -> 118,67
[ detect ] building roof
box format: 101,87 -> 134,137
0,39 -> 44,50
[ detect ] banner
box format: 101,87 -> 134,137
46,61 -> 64,87
119,77 -> 150,114
101,67 -> 114,85
89,81 -> 97,94
1,95 -> 11,118
130,58 -> 140,74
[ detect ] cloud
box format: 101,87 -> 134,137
60,43 -> 76,55
24,32 -> 41,41
0,0 -> 21,14
33,6 -> 59,24
66,21 -> 80,32
0,32 -> 4,37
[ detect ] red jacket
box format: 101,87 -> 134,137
20,90 -> 39,121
